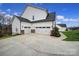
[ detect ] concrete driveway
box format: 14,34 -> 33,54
0,33 -> 79,56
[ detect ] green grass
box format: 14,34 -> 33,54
63,30 -> 79,41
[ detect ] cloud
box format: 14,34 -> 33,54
56,15 -> 79,22
56,21 -> 62,24
0,10 -> 2,13
6,9 -> 11,13
0,11 -> 6,15
56,15 -> 64,20
5,14 -> 12,18
63,18 -> 79,22
13,12 -> 19,16
0,9 -> 2,12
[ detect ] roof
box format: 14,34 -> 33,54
16,16 -> 31,23
46,12 -> 55,20
15,12 -> 55,23
57,24 -> 67,27
27,5 -> 48,12
21,5 -> 48,16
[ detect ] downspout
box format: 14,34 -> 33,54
20,20 -> 21,34
52,12 -> 56,30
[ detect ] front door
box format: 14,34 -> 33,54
31,29 -> 35,33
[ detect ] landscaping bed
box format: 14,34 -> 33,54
63,30 -> 79,41
0,34 -> 21,40
0,34 -> 12,40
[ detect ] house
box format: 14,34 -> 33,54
68,26 -> 79,30
12,6 -> 67,35
56,24 -> 67,31
12,6 -> 56,35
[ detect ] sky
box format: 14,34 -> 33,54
0,3 -> 79,27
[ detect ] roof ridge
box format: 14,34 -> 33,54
21,5 -> 48,16
27,5 -> 48,12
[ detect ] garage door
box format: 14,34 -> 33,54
35,27 -> 51,34
24,27 -> 31,34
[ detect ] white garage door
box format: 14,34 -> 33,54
24,27 -> 31,34
35,27 -> 51,34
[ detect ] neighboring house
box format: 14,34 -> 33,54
12,6 -> 56,35
56,24 -> 67,31
68,27 -> 79,30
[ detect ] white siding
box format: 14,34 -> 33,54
22,6 -> 47,21
21,22 -> 31,34
56,25 -> 66,31
12,17 -> 21,35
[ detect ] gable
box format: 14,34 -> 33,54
21,6 -> 48,21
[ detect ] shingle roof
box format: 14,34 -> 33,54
16,16 -> 31,23
57,24 -> 67,27
15,12 -> 55,23
46,12 -> 55,20
27,5 -> 48,12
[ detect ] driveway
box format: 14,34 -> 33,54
0,33 -> 79,56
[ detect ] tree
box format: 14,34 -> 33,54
50,27 -> 61,37
50,12 -> 61,37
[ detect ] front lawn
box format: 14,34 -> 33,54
63,30 -> 79,41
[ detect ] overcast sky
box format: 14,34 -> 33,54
0,3 -> 79,27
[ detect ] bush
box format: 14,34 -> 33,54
0,31 -> 3,37
50,27 -> 61,37
0,34 -> 3,37
66,28 -> 68,31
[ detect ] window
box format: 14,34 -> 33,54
47,27 -> 50,28
36,27 -> 41,28
32,16 -> 34,20
39,27 -> 41,28
42,27 -> 45,28
36,27 -> 38,28
36,27 -> 50,28
28,27 -> 31,28
24,27 -> 27,28
24,27 -> 30,28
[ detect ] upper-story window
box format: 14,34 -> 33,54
32,16 -> 34,20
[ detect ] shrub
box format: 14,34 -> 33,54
66,28 -> 68,31
0,34 -> 3,37
50,27 -> 61,37
0,32 -> 3,37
